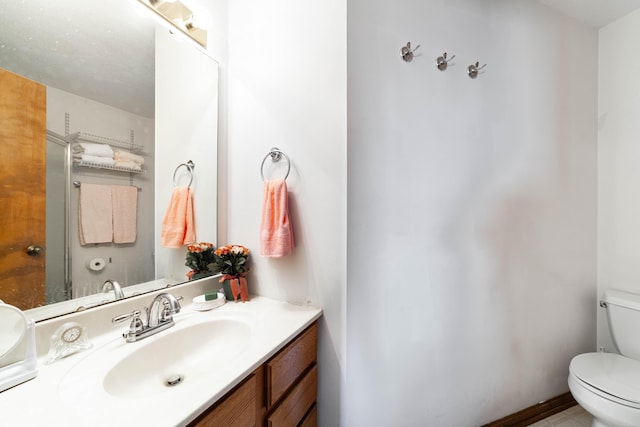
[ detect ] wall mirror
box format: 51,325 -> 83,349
0,0 -> 218,322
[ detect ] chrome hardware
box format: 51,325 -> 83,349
112,310 -> 144,343
173,160 -> 195,188
401,42 -> 420,62
436,52 -> 455,71
26,245 -> 44,256
147,293 -> 182,328
467,61 -> 487,79
260,147 -> 291,181
102,279 -> 125,300
112,293 -> 182,343
166,374 -> 184,387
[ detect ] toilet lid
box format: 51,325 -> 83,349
570,352 -> 640,405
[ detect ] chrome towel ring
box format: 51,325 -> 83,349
260,147 -> 290,181
173,160 -> 195,187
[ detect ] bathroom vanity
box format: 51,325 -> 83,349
0,279 -> 322,427
189,322 -> 318,426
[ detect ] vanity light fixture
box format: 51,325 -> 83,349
136,0 -> 207,48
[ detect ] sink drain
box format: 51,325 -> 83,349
165,374 -> 184,387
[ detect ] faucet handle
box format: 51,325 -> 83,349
112,309 -> 140,324
160,302 -> 172,322
112,310 -> 144,337
159,296 -> 183,322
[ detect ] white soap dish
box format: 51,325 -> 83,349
192,292 -> 226,311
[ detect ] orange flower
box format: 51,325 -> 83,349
212,245 -> 250,276
185,242 -> 215,272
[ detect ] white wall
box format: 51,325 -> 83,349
347,0 -> 597,425
226,1 -> 347,426
597,9 -> 640,353
154,27 -> 219,282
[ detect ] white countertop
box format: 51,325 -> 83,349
0,294 -> 321,427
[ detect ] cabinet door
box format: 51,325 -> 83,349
0,68 -> 46,310
191,374 -> 257,427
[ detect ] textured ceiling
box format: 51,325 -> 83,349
0,0 -> 155,118
536,0 -> 640,28
4,0 -> 640,119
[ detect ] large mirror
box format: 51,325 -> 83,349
0,0 -> 218,321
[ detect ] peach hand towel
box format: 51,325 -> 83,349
79,183 -> 113,245
260,179 -> 294,257
113,149 -> 145,165
161,187 -> 196,248
112,185 -> 138,244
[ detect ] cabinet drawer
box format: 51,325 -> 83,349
190,374 -> 257,427
299,402 -> 318,427
267,323 -> 318,407
266,364 -> 317,427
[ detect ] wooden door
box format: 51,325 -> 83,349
0,68 -> 46,309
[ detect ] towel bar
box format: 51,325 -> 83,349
73,181 -> 142,191
260,148 -> 290,181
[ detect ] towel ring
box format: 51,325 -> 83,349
260,147 -> 290,181
173,160 -> 195,188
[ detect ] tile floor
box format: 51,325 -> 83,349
529,404 -> 593,426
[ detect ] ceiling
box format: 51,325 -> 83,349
0,0 -> 155,118
536,0 -> 640,28
3,0 -> 640,118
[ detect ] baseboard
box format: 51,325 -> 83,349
481,392 -> 577,427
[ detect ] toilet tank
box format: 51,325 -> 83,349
603,289 -> 640,360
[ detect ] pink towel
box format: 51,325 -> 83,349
260,179 -> 294,257
79,183 -> 113,245
112,185 -> 138,244
161,187 -> 196,248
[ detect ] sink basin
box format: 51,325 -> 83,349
103,318 -> 251,399
58,314 -> 253,415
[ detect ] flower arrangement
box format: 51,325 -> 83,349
212,245 -> 250,302
185,242 -> 216,279
211,245 -> 250,277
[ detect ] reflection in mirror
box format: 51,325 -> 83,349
0,0 -> 218,321
46,133 -> 69,303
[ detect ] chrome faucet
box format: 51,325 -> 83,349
147,292 -> 182,328
102,279 -> 125,300
112,292 -> 182,343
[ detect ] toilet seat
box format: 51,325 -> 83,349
570,352 -> 640,408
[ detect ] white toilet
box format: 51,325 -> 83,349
569,289 -> 640,427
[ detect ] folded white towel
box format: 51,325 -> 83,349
113,149 -> 144,165
74,154 -> 116,166
74,142 -> 114,158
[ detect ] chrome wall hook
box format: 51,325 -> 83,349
467,61 -> 487,79
401,42 -> 420,62
435,52 -> 455,71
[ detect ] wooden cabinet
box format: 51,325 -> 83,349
189,321 -> 318,427
266,324 -> 318,408
266,365 -> 317,427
